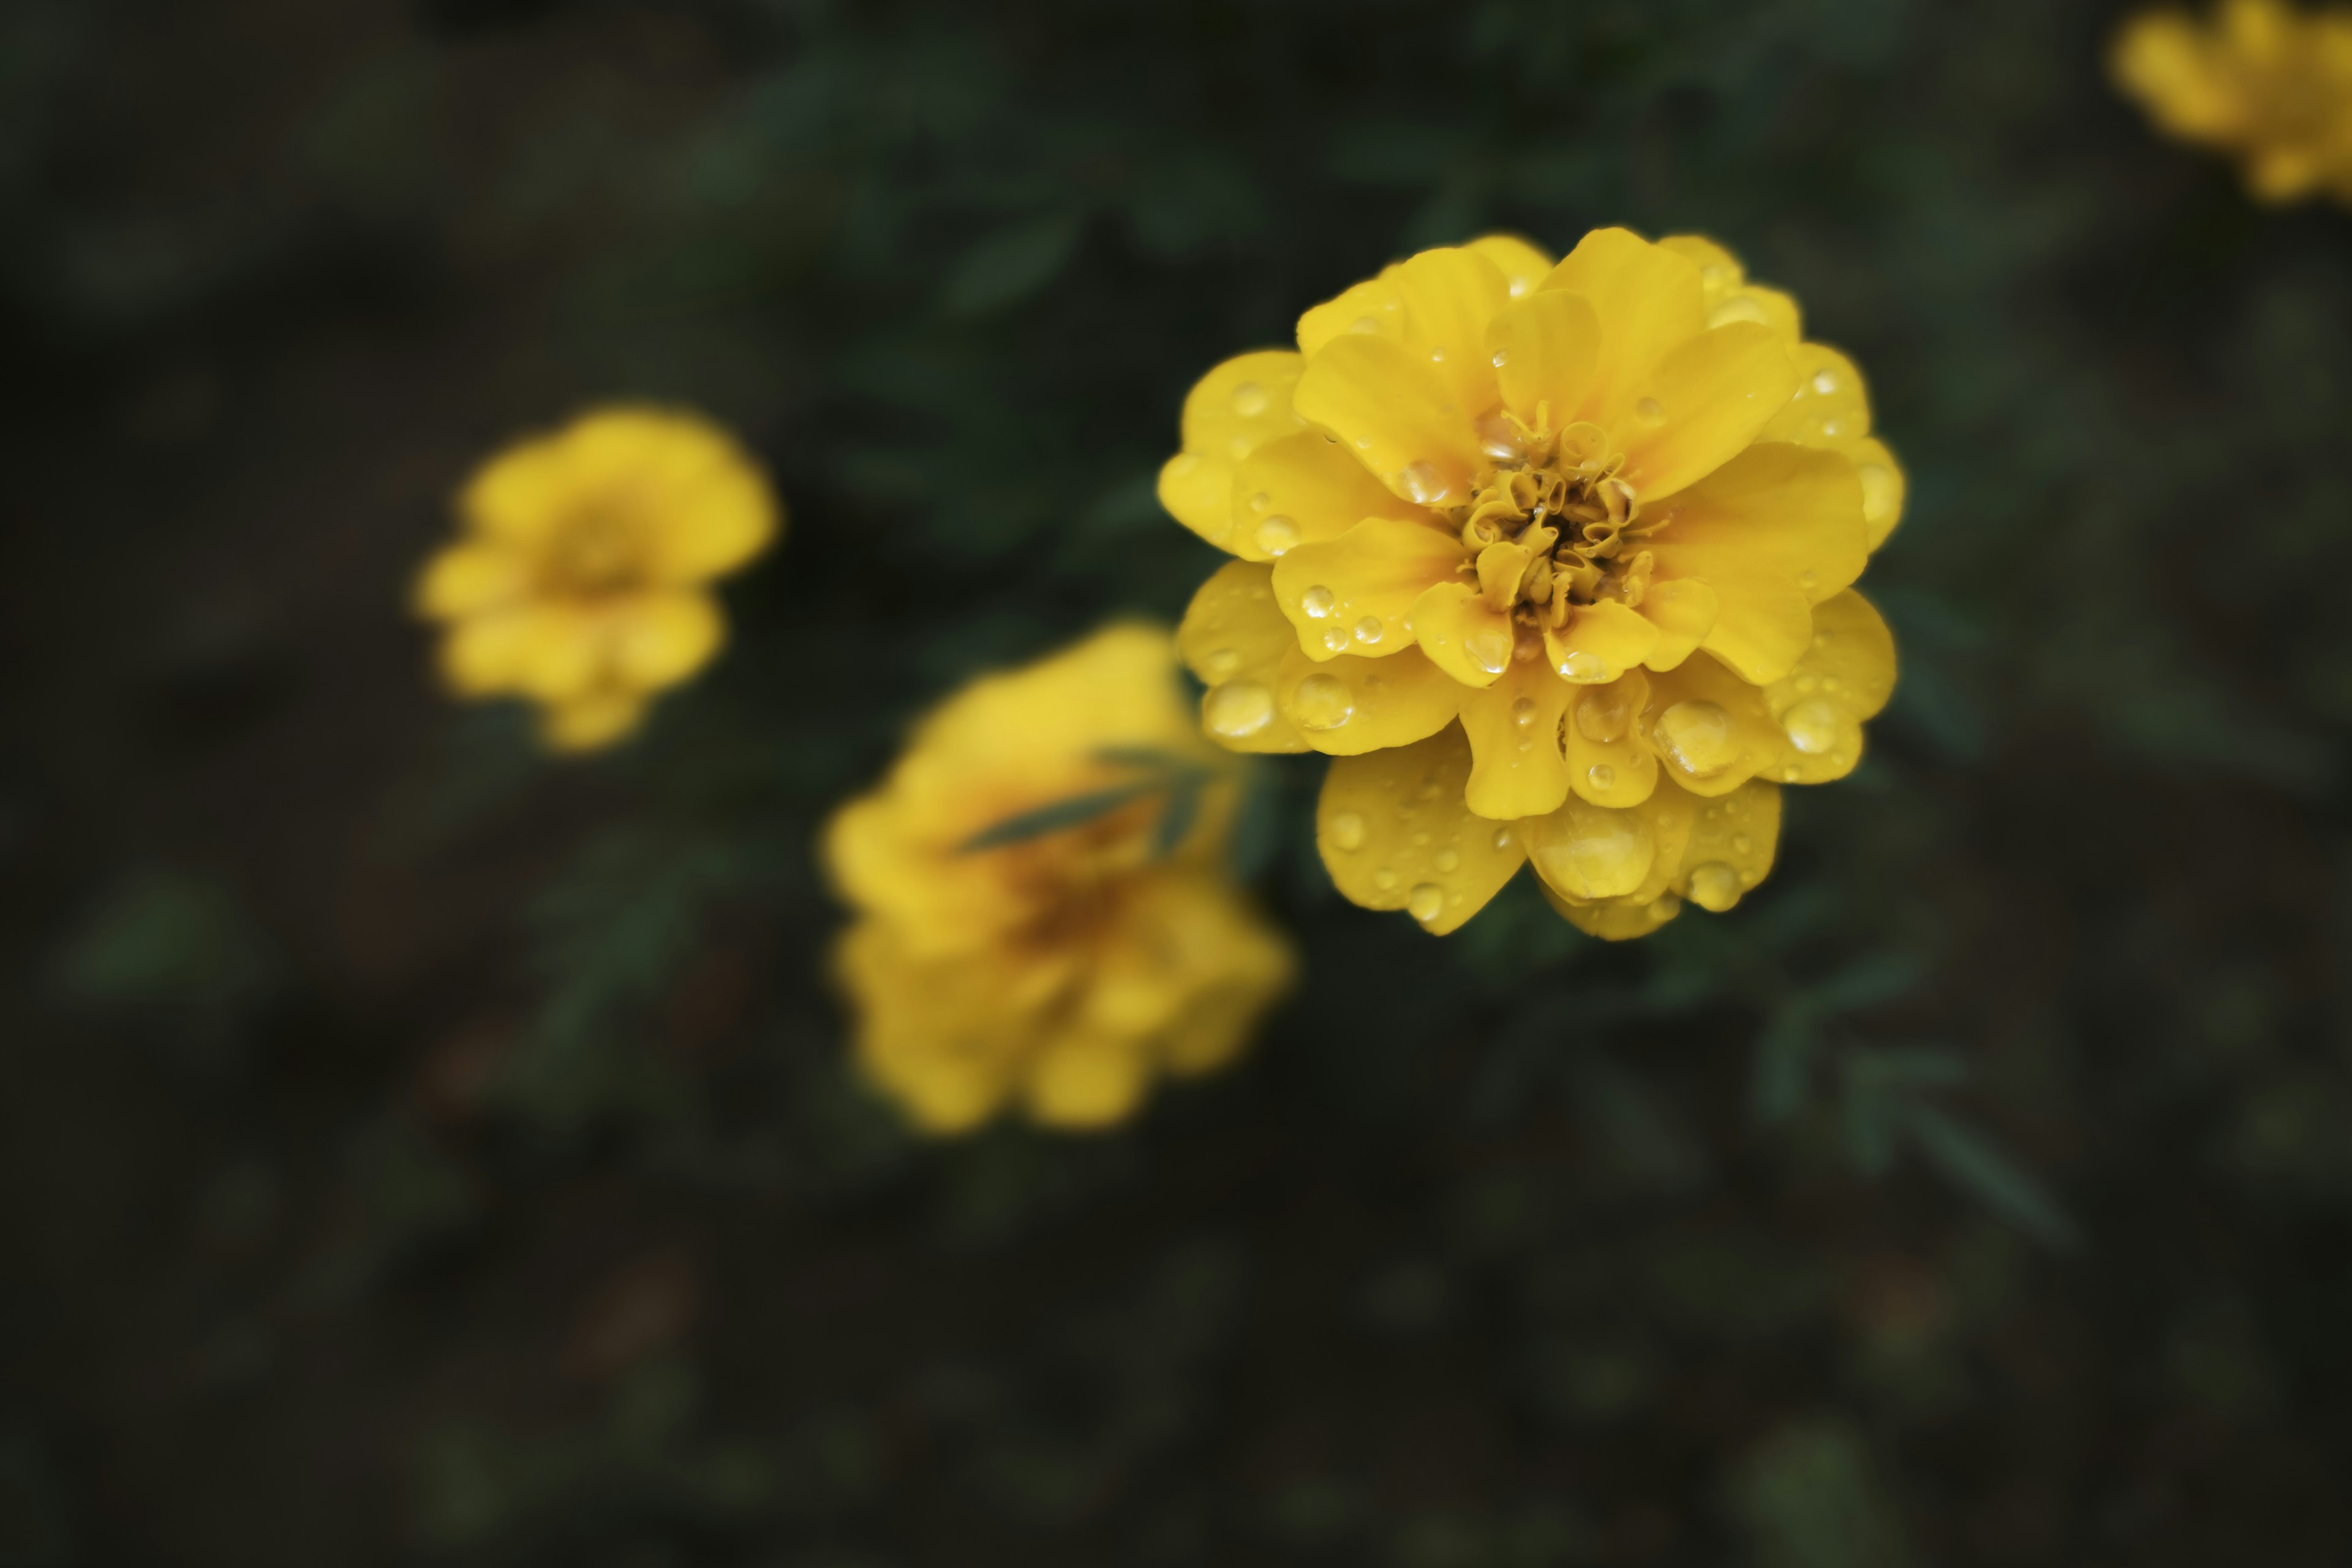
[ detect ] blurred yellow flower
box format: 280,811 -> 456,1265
1163,230 -> 1899,939
823,625 -> 1294,1134
414,405 -> 780,752
2113,0 -> 2352,204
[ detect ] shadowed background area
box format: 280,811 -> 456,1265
4,0 -> 2351,1562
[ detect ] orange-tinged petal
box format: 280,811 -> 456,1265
1459,658 -> 1574,820
1316,723 -> 1526,934
1757,589 -> 1896,785
1538,228 -> 1706,428
1393,246 -> 1511,418
1637,653 -> 1784,797
1467,233 -> 1556,300
415,543 -> 529,619
1294,334 -> 1484,508
1297,270 -> 1406,358
1159,349 -> 1308,551
1637,578 -> 1718,671
1673,779 -> 1781,913
1617,322 -> 1799,502
540,688 -> 647,753
1178,561 -> 1309,753
1645,440 -> 1868,682
1273,517 -> 1468,662
1277,642 -> 1463,756
1565,672 -> 1660,809
609,590 -> 724,690
1229,429 -> 1437,564
1409,579 -> 1517,688
1544,599 -> 1660,685
1487,290 -> 1602,431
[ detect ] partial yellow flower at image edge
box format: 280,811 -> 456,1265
413,404 -> 782,752
1164,228 -> 1901,940
2110,0 -> 2352,206
822,625 -> 1295,1136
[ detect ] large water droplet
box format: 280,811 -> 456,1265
1321,625 -> 1351,653
1373,867 -> 1398,891
1586,763 -> 1616,790
1434,848 -> 1461,872
1407,883 -> 1444,923
1556,649 -> 1608,683
1351,314 -> 1382,335
1686,861 -> 1742,912
1468,626 -> 1513,675
1329,811 -> 1367,851
1634,396 -> 1665,424
1475,412 -> 1525,461
1204,647 -> 1242,679
1301,584 -> 1336,619
1231,380 -> 1269,417
1510,695 -> 1539,729
1354,615 -> 1384,646
1536,813 -> 1647,899
1254,514 -> 1300,556
1492,827 -> 1513,850
1294,673 -> 1356,731
1205,681 -> 1273,739
1575,686 -> 1632,743
1811,367 -> 1841,396
1401,461 -> 1450,505
1656,699 -> 1738,775
1490,347 -> 1510,369
1781,698 -> 1839,755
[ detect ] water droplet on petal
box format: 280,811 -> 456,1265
1798,568 -> 1818,592
1401,461 -> 1452,505
1475,412 -> 1526,461
1635,397 -> 1665,424
1205,681 -> 1273,739
1468,626 -> 1513,674
1351,315 -> 1382,335
1811,368 -> 1841,396
1329,811 -> 1367,851
1434,848 -> 1461,872
1293,673 -> 1356,730
1204,647 -> 1242,679
1231,380 -> 1269,417
1686,861 -> 1742,912
1254,514 -> 1300,556
1556,649 -> 1608,682
1407,883 -> 1444,922
1354,615 -> 1384,646
1575,687 -> 1631,742
1700,263 -> 1730,287
1374,867 -> 1398,890
1492,827 -> 1513,850
1781,698 -> 1840,755
1302,584 -> 1336,619
1322,625 -> 1351,653
1510,695 -> 1539,729
1656,699 -> 1738,776
1490,347 -> 1510,369
1732,834 -> 1752,854
1586,763 -> 1616,790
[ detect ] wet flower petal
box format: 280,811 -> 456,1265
1758,589 -> 1896,785
1276,643 -> 1463,756
1672,780 -> 1781,911
1486,290 -> 1602,431
1459,658 -> 1575,820
1272,517 -> 1469,660
1637,578 -> 1720,671
1229,429 -> 1439,564
1545,600 -> 1661,686
1393,245 -> 1512,417
1296,270 -> 1406,358
1538,228 -> 1707,428
1566,673 -> 1661,809
1619,322 -> 1801,503
1158,349 -> 1309,551
1294,334 -> 1485,507
1180,560 -> 1311,753
1409,580 -> 1517,688
1638,653 -> 1787,797
1467,233 -> 1557,299
1316,723 -> 1527,933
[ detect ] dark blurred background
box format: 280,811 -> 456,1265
5,0 -> 2352,1562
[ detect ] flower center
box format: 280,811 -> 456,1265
1446,413 -> 1659,630
543,507 -> 646,597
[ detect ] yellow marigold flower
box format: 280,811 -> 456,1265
2113,0 -> 2352,203
413,405 -> 780,752
823,625 -> 1295,1134
1163,229 -> 1901,940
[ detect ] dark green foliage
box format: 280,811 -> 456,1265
10,0 -> 2352,1564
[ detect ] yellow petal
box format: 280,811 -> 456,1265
609,591 -> 724,689
444,604 -> 601,701
1409,579 -> 1517,688
1520,780 -> 1694,903
539,688 -> 647,753
1316,723 -> 1527,934
1393,246 -> 1512,418
1660,233 -> 1806,341
1272,517 -> 1469,661
1159,349 -> 1309,550
1646,441 -> 1868,682
1637,578 -> 1719,671
1025,1026 -> 1152,1129
1467,233 -> 1556,299
1565,672 -> 1660,809
1673,779 -> 1781,913
1115,871 -> 1295,1077
1276,642 -> 1463,756
1477,541 -> 1536,608
835,920 -> 1037,1134
1228,429 -> 1438,564
1180,560 -> 1309,753
1851,435 -> 1906,550
1544,599 -> 1660,685
1617,322 -> 1799,502
414,543 -> 529,619
1637,652 -> 1785,797
1486,290 -> 1602,431
1758,342 -> 1872,448
1538,228 -> 1706,428
1546,886 -> 1684,940
1294,333 -> 1485,508
1459,658 -> 1574,820
1297,270 -> 1406,359
1757,589 -> 1896,785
